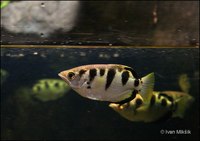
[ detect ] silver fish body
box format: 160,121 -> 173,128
59,64 -> 154,102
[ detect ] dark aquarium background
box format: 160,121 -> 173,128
1,0 -> 199,140
1,47 -> 199,140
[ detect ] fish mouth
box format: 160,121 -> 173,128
58,73 -> 70,84
58,72 -> 80,88
58,72 -> 82,88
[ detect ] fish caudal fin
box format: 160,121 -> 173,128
140,72 -> 155,101
173,95 -> 195,118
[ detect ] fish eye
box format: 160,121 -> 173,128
68,72 -> 75,79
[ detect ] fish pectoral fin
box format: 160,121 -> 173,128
140,72 -> 155,102
80,81 -> 88,88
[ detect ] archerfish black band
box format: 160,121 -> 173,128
121,71 -> 129,86
89,69 -> 97,82
105,69 -> 116,90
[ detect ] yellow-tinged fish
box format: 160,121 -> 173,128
58,64 -> 154,103
109,91 -> 194,122
32,79 -> 70,102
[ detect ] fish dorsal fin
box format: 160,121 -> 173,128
140,72 -> 155,102
124,67 -> 138,79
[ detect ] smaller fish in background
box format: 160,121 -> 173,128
1,69 -> 9,84
109,74 -> 194,122
109,91 -> 194,122
32,79 -> 70,102
58,64 -> 155,103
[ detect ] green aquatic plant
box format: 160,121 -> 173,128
1,1 -> 10,9
32,79 -> 71,102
